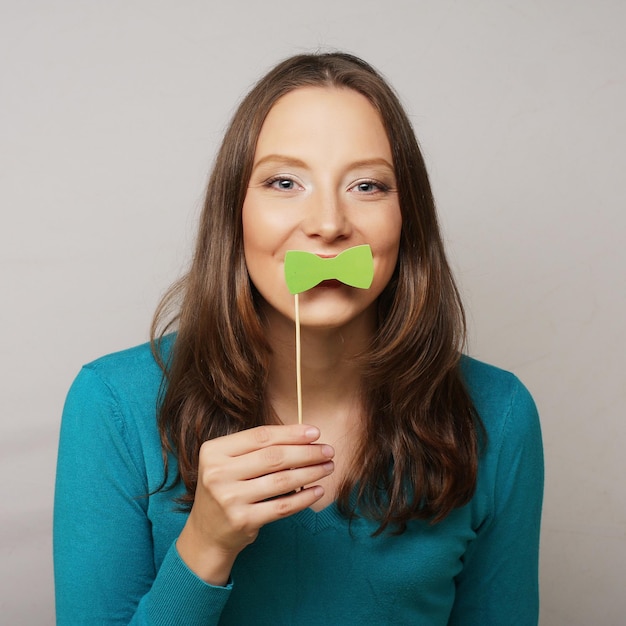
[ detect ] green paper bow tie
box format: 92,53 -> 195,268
284,244 -> 374,294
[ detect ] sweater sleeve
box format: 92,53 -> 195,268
53,366 -> 232,625
448,377 -> 544,626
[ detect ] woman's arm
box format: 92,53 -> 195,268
449,378 -> 544,626
54,366 -> 232,625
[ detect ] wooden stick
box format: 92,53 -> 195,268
294,293 -> 303,424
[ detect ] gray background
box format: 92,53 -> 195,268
1,1 -> 624,624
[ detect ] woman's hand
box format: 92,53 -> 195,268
176,424 -> 334,585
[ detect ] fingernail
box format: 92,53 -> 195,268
322,461 -> 334,472
305,427 -> 320,438
321,445 -> 334,458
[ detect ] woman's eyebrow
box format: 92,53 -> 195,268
348,158 -> 395,171
252,155 -> 395,172
252,154 -> 308,170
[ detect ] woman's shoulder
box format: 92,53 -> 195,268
84,335 -> 172,376
77,335 -> 173,393
60,338 -> 177,478
64,335 -> 175,427
459,354 -> 540,443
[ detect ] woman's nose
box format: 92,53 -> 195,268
301,191 -> 352,242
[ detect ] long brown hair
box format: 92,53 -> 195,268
151,52 -> 483,533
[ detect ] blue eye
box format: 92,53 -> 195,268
357,182 -> 376,192
267,177 -> 297,190
353,180 -> 389,194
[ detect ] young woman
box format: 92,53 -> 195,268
54,52 -> 543,625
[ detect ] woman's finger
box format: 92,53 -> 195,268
205,424 -> 321,458
245,485 -> 328,528
223,442 -> 335,481
238,460 -> 335,503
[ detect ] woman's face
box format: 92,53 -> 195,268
242,86 -> 402,330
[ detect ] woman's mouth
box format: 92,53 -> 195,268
315,279 -> 343,289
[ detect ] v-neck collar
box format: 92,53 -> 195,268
288,502 -> 345,533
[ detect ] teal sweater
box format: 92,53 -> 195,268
54,340 -> 543,625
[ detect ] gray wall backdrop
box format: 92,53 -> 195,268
1,1 -> 624,624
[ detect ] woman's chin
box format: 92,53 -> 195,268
297,299 -> 377,333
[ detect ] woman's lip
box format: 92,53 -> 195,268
288,250 -> 365,259
315,279 -> 343,288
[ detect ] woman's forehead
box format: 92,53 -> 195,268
253,87 -> 392,166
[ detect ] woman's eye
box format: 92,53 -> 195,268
352,180 -> 388,194
357,182 -> 376,193
267,177 -> 298,191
